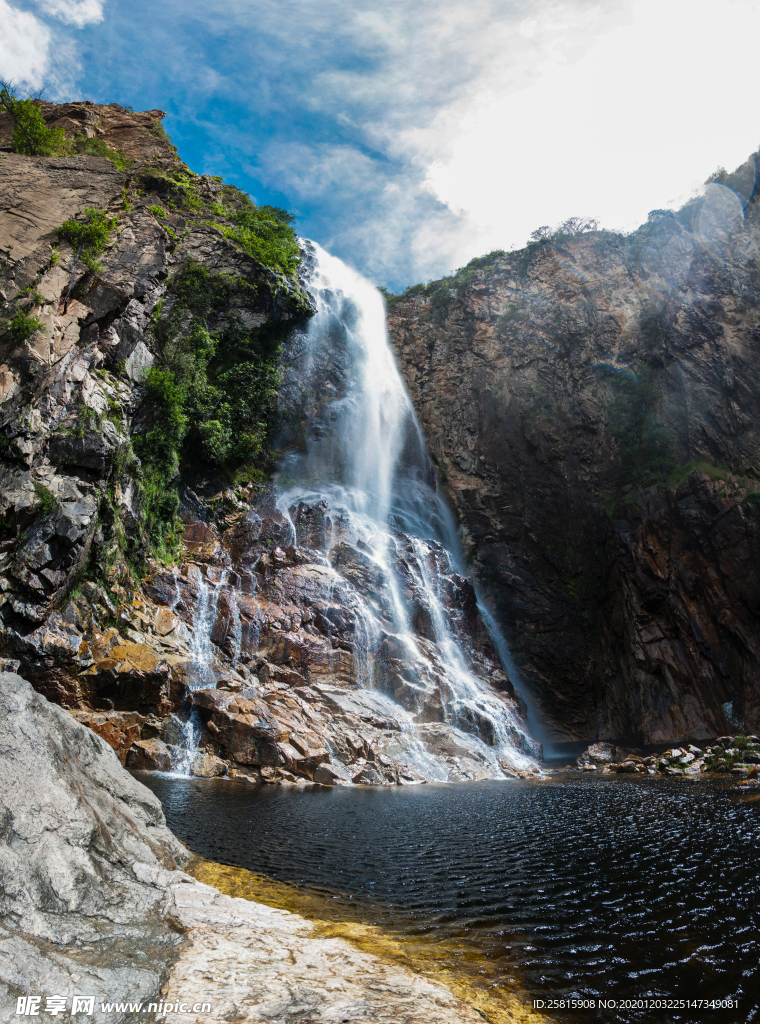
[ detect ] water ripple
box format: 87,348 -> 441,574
139,774 -> 760,1024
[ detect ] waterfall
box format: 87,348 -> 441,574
187,566 -> 227,690
274,243 -> 536,775
171,566 -> 227,774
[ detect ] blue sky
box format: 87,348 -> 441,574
4,0 -> 760,290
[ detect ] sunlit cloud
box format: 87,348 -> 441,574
2,0 -> 759,288
424,0 -> 760,266
33,0 -> 105,27
0,0 -> 52,89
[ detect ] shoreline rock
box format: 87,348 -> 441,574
0,672 -> 493,1023
572,735 -> 760,778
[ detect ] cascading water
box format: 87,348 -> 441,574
274,243 -> 537,776
171,566 -> 228,774
187,566 -> 227,690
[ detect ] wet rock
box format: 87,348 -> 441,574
126,736 -> 173,771
352,764 -> 386,785
154,607 -> 179,636
190,752 -> 228,778
313,761 -> 355,786
216,675 -> 243,691
191,688 -> 288,766
576,741 -> 615,765
389,231 -> 760,744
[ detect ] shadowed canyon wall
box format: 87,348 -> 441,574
388,186 -> 760,744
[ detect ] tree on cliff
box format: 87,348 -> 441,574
0,81 -> 68,157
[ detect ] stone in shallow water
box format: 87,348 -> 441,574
313,761 -> 355,785
127,736 -> 173,771
191,752 -> 228,777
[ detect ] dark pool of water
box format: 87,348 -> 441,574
139,773 -> 759,1024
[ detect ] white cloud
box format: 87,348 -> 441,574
0,0 -> 52,89
7,0 -> 756,286
423,0 -> 760,262
33,0 -> 104,27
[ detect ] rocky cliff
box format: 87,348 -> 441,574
387,179 -> 760,745
0,101 -> 534,784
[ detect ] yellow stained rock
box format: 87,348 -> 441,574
109,643 -> 162,672
154,607 -> 178,636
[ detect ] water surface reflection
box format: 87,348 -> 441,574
139,773 -> 759,1023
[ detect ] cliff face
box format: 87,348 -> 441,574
0,102 -> 532,785
0,101 -> 310,712
387,187 -> 760,744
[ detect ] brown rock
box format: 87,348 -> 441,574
73,709 -> 144,764
126,737 -> 172,771
388,227 -> 760,744
154,608 -> 178,636
190,752 -> 228,778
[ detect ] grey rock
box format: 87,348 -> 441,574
126,737 -> 173,771
313,761 -> 355,786
0,672 -> 189,1021
123,340 -> 154,382
49,430 -> 114,472
55,498 -> 98,546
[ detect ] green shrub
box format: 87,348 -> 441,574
3,310 -> 44,345
133,262 -> 284,554
668,460 -> 728,488
0,84 -> 69,157
33,481 -> 58,515
149,204 -> 167,219
72,134 -> 132,171
216,205 -> 300,278
57,207 -> 118,272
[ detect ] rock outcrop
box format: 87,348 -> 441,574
0,670 -> 189,1018
140,484 -> 536,784
0,671 -> 486,1024
0,100 -> 309,643
387,180 -> 760,744
1,106 -> 535,787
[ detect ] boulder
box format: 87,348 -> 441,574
154,606 -> 178,636
48,429 -> 114,473
585,741 -> 616,764
313,761 -> 355,786
192,688 -> 288,765
73,709 -> 145,764
0,671 -> 188,1017
190,752 -> 228,777
126,736 -> 173,771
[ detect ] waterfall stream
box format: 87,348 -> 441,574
273,243 -> 536,776
170,243 -> 537,780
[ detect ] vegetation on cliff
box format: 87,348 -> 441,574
0,95 -> 314,604
57,208 -> 119,273
136,262 -> 284,556
0,82 -> 69,156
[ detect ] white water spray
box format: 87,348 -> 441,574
277,243 -> 536,774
